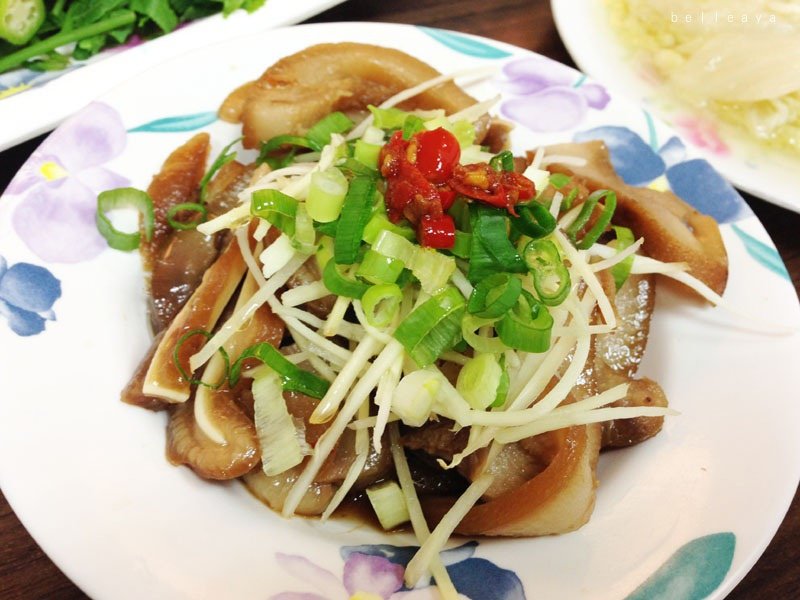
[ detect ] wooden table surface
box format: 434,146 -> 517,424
0,0 -> 798,598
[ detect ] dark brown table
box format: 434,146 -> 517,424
1,0 -> 798,598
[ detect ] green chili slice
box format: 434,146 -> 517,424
523,239 -> 571,306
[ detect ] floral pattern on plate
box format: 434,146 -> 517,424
274,542 -> 524,599
498,56 -> 610,133
4,101 -> 129,264
0,255 -> 61,336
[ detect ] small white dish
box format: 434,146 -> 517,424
551,0 -> 800,212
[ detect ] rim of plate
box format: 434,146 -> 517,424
1,20 -> 799,600
550,0 -> 800,213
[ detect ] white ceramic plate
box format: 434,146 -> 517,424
0,0 -> 346,152
1,22 -> 799,600
551,0 -> 800,212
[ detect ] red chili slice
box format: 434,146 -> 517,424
418,214 -> 455,249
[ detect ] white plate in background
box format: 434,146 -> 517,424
551,0 -> 800,212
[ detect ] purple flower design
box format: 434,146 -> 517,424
0,255 -> 61,336
5,101 -> 129,263
272,551 -> 409,600
273,542 -> 524,600
499,56 -> 610,133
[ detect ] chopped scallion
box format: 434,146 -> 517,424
166,202 -> 208,231
496,290 -> 553,353
95,187 -> 154,251
334,176 -> 376,264
229,342 -> 330,399
306,111 -> 353,151
199,137 -> 241,202
357,249 -> 404,285
323,260 -> 369,298
610,226 -> 635,290
394,287 -> 465,367
307,167 -> 348,223
361,283 -> 403,328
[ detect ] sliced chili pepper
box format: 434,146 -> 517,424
418,214 -> 455,249
523,239 -> 571,306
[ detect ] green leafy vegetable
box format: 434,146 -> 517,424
0,0 -> 268,74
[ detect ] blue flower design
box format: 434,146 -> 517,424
0,255 -> 62,336
573,123 -> 750,224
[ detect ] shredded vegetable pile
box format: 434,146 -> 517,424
98,61 -> 731,596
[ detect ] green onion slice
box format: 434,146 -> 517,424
562,187 -> 579,212
402,114 -> 425,140
363,214 -> 415,245
510,201 -> 557,239
257,134 -> 313,167
96,187 -> 154,251
307,167 -> 348,223
368,105 -> 409,130
549,173 -> 571,190
251,189 -> 298,235
229,342 -> 330,399
467,204 -> 526,283
357,249 -> 404,285
492,354 -> 510,408
339,157 -> 380,179
354,139 -> 382,169
173,329 -> 229,389
450,230 -> 472,259
323,261 -> 369,298
610,225 -> 635,290
489,150 -> 515,172
334,176 -> 377,265
461,314 -> 506,354
457,353 -> 503,410
467,273 -> 522,318
199,137 -> 241,202
394,287 -> 466,367
523,239 -> 572,306
566,189 -> 617,250
496,290 -> 553,353
362,283 -> 403,328
166,202 -> 208,231
306,111 -> 354,151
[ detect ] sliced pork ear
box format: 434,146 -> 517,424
601,378 -> 668,448
166,394 -> 259,480
242,466 -> 336,517
141,237 -> 247,404
593,272 -> 668,447
219,42 -> 487,148
141,133 -> 210,333
421,424 -> 602,537
545,141 -> 728,296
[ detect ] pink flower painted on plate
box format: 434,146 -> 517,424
673,116 -> 729,156
498,56 -> 610,133
5,101 -> 129,263
272,552 -> 455,600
